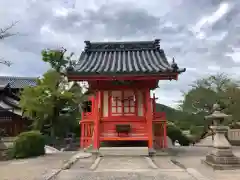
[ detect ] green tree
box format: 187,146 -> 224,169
20,70 -> 76,137
20,47 -> 90,138
220,84 -> 240,122
180,73 -> 238,115
41,48 -> 76,73
180,73 -> 240,140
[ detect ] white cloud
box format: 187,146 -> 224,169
207,65 -> 221,71
192,2 -> 231,39
0,0 -> 240,108
227,49 -> 240,63
53,7 -> 70,17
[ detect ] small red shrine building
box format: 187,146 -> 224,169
67,39 -> 186,154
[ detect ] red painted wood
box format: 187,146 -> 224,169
68,73 -> 178,81
152,111 -> 167,148
80,121 -> 84,147
109,90 -> 137,116
80,121 -> 94,148
146,89 -> 153,149
79,82 -> 168,149
134,90 -> 138,116
89,80 -> 158,90
163,121 -> 167,148
100,119 -> 148,141
100,91 -> 104,117
93,91 -> 100,149
100,136 -> 148,141
108,91 -> 112,117
102,116 -> 145,121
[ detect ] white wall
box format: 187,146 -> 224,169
103,91 -> 109,117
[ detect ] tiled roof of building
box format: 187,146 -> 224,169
68,39 -> 186,76
0,83 -> 9,90
0,76 -> 37,89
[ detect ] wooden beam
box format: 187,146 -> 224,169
146,89 -> 153,149
68,73 -> 178,81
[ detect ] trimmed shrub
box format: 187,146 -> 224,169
167,124 -> 191,146
190,126 -> 204,135
12,131 -> 45,159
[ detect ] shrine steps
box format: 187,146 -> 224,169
98,147 -> 149,156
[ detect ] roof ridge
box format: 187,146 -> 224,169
86,39 -> 160,44
84,39 -> 160,52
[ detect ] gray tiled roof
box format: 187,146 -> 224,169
0,76 -> 37,89
69,39 -> 186,75
0,83 -> 9,90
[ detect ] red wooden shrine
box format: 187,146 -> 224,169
67,39 -> 186,153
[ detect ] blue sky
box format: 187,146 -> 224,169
0,0 -> 240,108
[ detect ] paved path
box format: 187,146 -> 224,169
96,156 -> 152,171
173,146 -> 240,180
55,147 -> 240,180
2,146 -> 240,179
56,170 -> 197,180
0,151 -> 77,180
55,156 -> 204,180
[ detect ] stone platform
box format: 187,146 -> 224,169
203,150 -> 240,170
98,147 -> 149,156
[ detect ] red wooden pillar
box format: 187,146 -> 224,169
152,93 -> 156,113
146,89 -> 153,150
159,123 -> 162,148
93,91 -> 101,150
80,118 -> 84,148
134,90 -> 138,116
163,120 -> 167,148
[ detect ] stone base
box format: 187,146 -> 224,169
148,148 -> 156,157
211,148 -> 235,157
202,159 -> 240,170
203,152 -> 240,170
90,149 -> 99,156
154,149 -> 170,156
99,147 -> 149,156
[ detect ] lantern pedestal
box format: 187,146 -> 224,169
203,103 -> 240,170
203,126 -> 240,169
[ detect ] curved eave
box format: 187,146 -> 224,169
177,68 -> 186,73
67,72 -> 184,81
3,97 -> 20,109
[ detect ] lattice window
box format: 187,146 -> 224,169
123,90 -> 135,114
111,90 -> 136,116
111,91 -> 123,116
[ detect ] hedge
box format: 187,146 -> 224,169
167,124 -> 191,146
12,131 -> 45,159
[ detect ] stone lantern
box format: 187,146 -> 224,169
203,103 -> 240,169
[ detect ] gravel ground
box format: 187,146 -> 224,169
96,156 -> 151,170
55,156 -> 196,180
0,151 -> 77,180
56,170 -> 196,180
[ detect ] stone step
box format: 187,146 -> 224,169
99,147 -> 149,156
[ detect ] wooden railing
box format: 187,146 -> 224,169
153,112 -> 166,119
152,112 -> 167,148
80,120 -> 94,148
81,112 -> 93,120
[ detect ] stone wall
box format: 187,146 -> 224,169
228,129 -> 240,146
